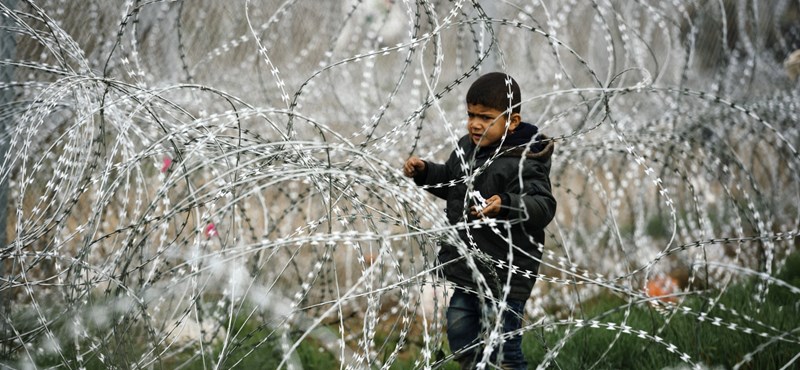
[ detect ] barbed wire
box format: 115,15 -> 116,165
1,0 -> 799,369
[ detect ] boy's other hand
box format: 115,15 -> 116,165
403,157 -> 426,178
471,194 -> 502,218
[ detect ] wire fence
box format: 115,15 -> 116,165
0,0 -> 799,369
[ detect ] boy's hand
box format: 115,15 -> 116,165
471,194 -> 502,218
403,157 -> 426,178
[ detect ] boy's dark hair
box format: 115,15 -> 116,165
466,72 -> 522,114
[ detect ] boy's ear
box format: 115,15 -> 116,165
509,113 -> 521,131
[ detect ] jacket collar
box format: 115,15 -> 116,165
474,122 -> 552,159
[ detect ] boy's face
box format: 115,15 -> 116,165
466,104 -> 520,147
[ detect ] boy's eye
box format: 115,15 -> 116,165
468,113 -> 495,121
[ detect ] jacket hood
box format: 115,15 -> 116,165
476,122 -> 554,160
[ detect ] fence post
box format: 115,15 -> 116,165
479,1 -> 497,72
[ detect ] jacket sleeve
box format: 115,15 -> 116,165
503,159 -> 557,230
414,150 -> 459,200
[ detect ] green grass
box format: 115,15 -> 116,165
5,254 -> 799,369
158,311 -> 340,370
0,302 -> 339,370
523,252 -> 800,369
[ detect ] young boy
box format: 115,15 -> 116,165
403,72 -> 556,369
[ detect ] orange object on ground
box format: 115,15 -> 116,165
646,275 -> 680,304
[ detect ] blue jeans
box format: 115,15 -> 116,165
446,289 -> 527,370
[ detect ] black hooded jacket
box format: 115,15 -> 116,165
414,122 -> 556,300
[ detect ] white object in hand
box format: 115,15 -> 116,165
469,191 -> 487,212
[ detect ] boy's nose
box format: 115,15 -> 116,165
467,117 -> 482,129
